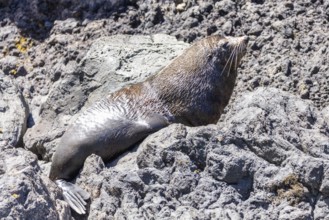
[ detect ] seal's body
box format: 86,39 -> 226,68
49,35 -> 249,214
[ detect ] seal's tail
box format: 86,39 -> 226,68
56,179 -> 90,215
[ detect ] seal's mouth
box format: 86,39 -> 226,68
237,36 -> 249,54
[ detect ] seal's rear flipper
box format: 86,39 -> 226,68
56,179 -> 90,215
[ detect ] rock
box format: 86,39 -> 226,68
322,106 -> 329,122
0,56 -> 18,75
248,24 -> 263,36
282,59 -> 292,76
0,147 -> 69,219
215,0 -> 235,16
176,3 -> 186,12
222,20 -> 233,35
0,74 -> 29,149
183,17 -> 199,28
0,0 -> 9,7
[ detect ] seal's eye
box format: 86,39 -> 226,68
222,42 -> 229,49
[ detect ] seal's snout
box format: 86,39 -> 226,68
228,36 -> 249,49
238,36 -> 249,45
243,36 -> 249,44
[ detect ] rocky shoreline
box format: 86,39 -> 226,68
1,0 -> 329,219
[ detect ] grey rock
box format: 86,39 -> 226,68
0,147 -> 69,219
215,0 -> 235,15
247,24 -> 263,36
0,56 -> 18,75
0,74 -> 29,149
322,106 -> 329,123
183,17 -> 199,29
314,196 -> 329,220
222,20 -> 233,35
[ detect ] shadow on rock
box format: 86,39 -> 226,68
0,0 -> 131,40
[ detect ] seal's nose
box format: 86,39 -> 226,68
237,36 -> 249,45
243,36 -> 249,44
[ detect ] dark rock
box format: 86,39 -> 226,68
251,0 -> 265,4
15,65 -> 28,77
310,65 -> 320,75
206,25 -> 217,35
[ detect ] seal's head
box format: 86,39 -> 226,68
151,35 -> 249,126
197,35 -> 249,76
153,35 -> 248,83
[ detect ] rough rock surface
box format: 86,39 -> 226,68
0,0 -> 329,219
1,0 -> 328,111
0,147 -> 70,219
75,88 -> 329,220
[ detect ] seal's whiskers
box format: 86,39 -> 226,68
221,43 -> 236,77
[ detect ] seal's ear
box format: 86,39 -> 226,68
222,41 -> 229,49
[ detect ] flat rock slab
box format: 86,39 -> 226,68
80,34 -> 189,106
0,74 -> 28,149
23,34 -> 189,161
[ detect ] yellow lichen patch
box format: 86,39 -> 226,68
15,36 -> 31,53
12,193 -> 20,199
270,174 -> 305,206
193,169 -> 200,174
9,69 -> 17,75
299,83 -> 308,91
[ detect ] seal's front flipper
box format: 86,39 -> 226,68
56,179 -> 90,215
144,113 -> 172,131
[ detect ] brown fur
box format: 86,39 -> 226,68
148,35 -> 248,126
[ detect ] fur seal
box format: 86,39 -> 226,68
49,35 -> 249,214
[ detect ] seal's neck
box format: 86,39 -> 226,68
150,58 -> 238,126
